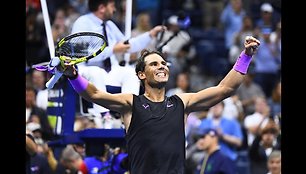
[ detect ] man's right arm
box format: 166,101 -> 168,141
63,65 -> 133,114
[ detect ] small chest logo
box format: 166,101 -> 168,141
166,103 -> 173,108
142,104 -> 149,109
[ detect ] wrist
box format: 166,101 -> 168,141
67,69 -> 78,80
68,74 -> 89,93
149,30 -> 154,38
233,51 -> 252,74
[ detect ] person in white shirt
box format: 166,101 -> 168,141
70,0 -> 165,116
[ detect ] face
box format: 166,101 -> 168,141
268,156 -> 281,174
211,102 -> 224,118
61,158 -> 79,172
255,97 -> 269,114
197,134 -> 212,151
176,73 -> 189,91
26,89 -> 36,107
243,16 -> 253,29
73,144 -> 86,158
104,2 -> 116,20
261,132 -> 276,146
139,54 -> 169,88
32,70 -> 45,88
139,13 -> 151,31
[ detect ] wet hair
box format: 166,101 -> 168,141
135,49 -> 165,87
135,49 -> 164,73
88,0 -> 115,12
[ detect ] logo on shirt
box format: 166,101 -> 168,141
166,102 -> 173,108
142,104 -> 149,109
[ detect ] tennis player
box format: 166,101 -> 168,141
59,36 -> 260,173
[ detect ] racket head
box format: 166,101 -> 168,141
55,32 -> 108,65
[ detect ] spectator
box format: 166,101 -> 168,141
60,145 -> 88,173
220,0 -> 246,51
253,27 -> 281,98
255,3 -> 278,32
229,15 -> 255,66
267,80 -> 281,118
70,0 -> 165,116
236,70 -> 265,116
267,150 -> 281,174
129,12 -> 156,65
201,0 -> 225,30
249,121 -> 281,174
157,14 -> 195,59
26,131 -> 37,174
199,101 -> 243,163
166,72 -> 190,97
31,70 -> 48,110
26,86 -> 54,141
244,96 -> 271,146
194,128 -> 236,174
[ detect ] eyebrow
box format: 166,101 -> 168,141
148,60 -> 166,65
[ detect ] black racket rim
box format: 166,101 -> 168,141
55,32 -> 108,59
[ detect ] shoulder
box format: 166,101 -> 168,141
74,14 -> 90,23
107,20 -> 120,29
121,93 -> 135,107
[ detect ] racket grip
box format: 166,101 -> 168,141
46,70 -> 63,89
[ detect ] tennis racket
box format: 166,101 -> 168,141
41,32 -> 107,89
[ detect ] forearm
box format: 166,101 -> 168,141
184,52 -> 251,111
46,150 -> 58,171
217,69 -> 245,95
26,135 -> 37,156
221,134 -> 242,147
68,73 -> 101,102
128,32 -> 151,53
218,51 -> 253,94
68,73 -> 132,113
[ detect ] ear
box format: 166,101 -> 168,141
137,71 -> 146,80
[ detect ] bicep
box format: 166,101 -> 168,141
88,90 -> 133,114
180,86 -> 230,113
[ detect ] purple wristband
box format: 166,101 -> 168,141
233,51 -> 252,74
68,74 -> 89,93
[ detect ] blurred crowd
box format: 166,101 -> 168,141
26,0 -> 281,173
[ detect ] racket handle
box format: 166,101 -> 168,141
46,70 -> 63,89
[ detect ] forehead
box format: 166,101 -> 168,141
144,53 -> 164,64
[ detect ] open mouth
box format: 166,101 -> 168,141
156,72 -> 166,78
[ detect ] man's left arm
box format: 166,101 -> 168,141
178,36 -> 260,113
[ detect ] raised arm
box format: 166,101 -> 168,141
178,36 -> 260,113
61,65 -> 133,114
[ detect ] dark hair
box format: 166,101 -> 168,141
26,85 -> 37,96
135,49 -> 165,86
88,0 -> 114,12
135,49 -> 165,74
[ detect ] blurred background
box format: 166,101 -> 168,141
26,0 -> 281,173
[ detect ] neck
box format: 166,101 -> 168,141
144,87 -> 165,102
93,11 -> 105,21
207,144 -> 220,155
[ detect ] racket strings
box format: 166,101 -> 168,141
57,35 -> 105,58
